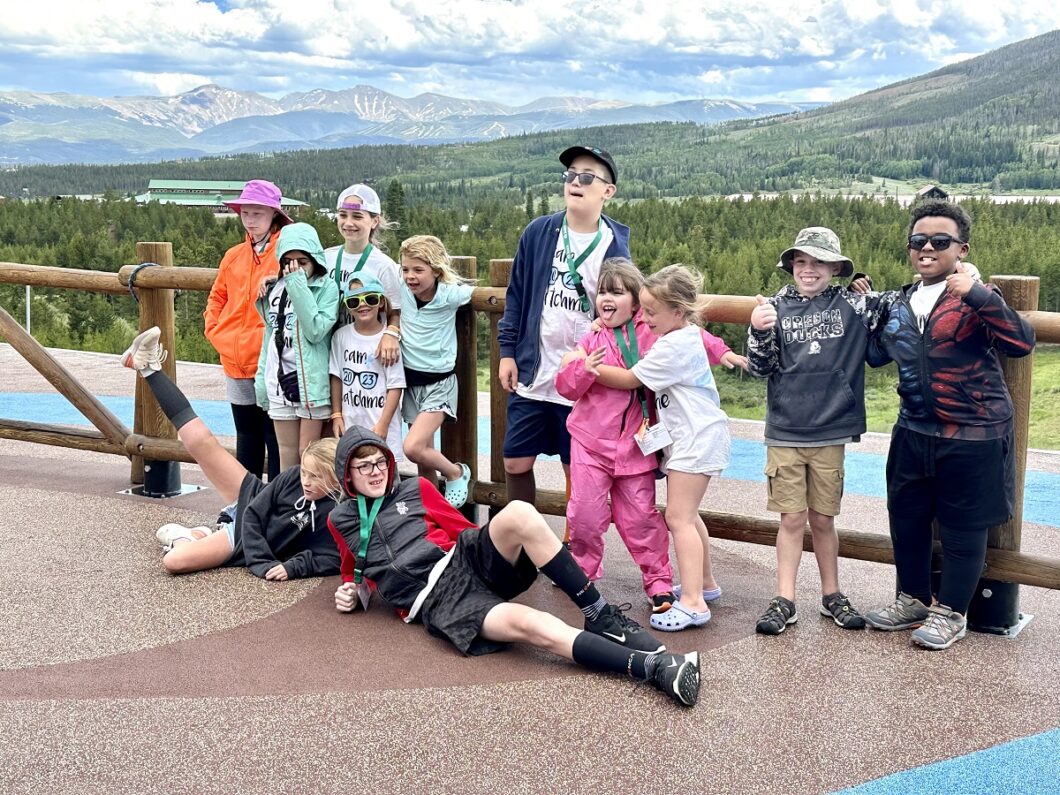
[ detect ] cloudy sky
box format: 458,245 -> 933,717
3,0 -> 1059,105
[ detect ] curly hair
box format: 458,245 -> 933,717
909,199 -> 972,243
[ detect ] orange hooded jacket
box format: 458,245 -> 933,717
204,232 -> 281,379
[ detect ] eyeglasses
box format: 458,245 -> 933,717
351,458 -> 388,476
549,266 -> 576,289
344,292 -> 383,309
342,369 -> 379,389
267,312 -> 296,330
562,170 -> 609,187
280,256 -> 314,269
908,234 -> 963,251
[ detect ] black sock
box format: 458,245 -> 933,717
143,371 -> 197,431
540,547 -> 603,613
506,469 -> 536,505
231,403 -> 265,478
572,632 -> 660,680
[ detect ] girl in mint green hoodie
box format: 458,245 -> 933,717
255,222 -> 339,471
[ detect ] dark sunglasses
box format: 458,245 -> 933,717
562,170 -> 609,187
908,233 -> 963,251
351,458 -> 388,476
344,292 -> 383,309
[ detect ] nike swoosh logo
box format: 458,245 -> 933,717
602,631 -> 626,643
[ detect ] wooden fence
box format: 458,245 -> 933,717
0,245 -> 1059,592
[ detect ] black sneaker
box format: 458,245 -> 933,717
651,651 -> 700,707
755,596 -> 798,635
586,603 -> 666,653
650,591 -> 676,614
820,591 -> 866,630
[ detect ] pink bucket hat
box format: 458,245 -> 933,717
223,180 -> 293,226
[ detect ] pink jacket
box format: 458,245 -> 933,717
556,312 -> 731,476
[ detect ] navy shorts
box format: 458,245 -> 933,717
502,393 -> 573,464
886,425 -> 1016,529
418,524 -> 538,656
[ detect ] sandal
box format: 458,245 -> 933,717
650,601 -> 711,632
444,463 -> 472,509
674,583 -> 723,603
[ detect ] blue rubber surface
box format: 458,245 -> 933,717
833,728 -> 1060,795
3,392 -> 1057,528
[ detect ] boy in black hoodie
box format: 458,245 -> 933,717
327,425 -> 702,707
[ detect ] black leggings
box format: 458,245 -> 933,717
231,403 -> 279,481
889,516 -> 989,614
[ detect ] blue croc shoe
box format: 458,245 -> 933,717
650,601 -> 711,632
444,463 -> 472,509
674,584 -> 723,603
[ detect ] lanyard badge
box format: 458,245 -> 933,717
561,217 -> 603,314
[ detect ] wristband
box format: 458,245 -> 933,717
330,412 -> 343,420
382,329 -> 401,340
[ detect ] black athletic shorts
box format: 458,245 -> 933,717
886,425 -> 1016,529
502,393 -> 572,464
418,524 -> 538,656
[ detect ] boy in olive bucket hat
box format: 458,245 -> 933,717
746,227 -> 887,636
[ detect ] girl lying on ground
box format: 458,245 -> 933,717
326,425 -> 702,707
121,326 -> 341,580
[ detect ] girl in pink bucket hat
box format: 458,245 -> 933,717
205,179 -> 295,485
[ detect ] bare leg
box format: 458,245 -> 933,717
297,418 -> 325,459
808,509 -> 840,595
776,510 -> 807,601
693,511 -> 720,592
664,471 -> 710,613
487,500 -> 562,566
273,418 -> 300,472
163,531 -> 234,575
480,602 -> 579,657
404,412 -> 461,481
177,418 -> 248,504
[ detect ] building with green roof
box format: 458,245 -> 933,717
134,180 -> 307,217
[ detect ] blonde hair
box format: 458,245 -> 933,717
300,437 -> 341,500
597,258 -> 645,306
399,234 -> 475,285
643,264 -> 707,325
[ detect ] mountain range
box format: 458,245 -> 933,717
0,84 -> 817,166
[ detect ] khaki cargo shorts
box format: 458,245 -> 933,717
764,444 -> 845,516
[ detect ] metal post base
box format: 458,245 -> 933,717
141,459 -> 182,498
967,579 -> 1024,635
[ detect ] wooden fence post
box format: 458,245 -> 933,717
967,274 -> 1039,633
130,242 -> 179,493
441,256 -> 478,521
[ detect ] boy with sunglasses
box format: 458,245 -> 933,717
498,145 -> 630,508
329,276 -> 406,460
862,200 -> 1034,650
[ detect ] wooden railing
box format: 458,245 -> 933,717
0,247 -> 1058,595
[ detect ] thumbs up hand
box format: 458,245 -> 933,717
750,294 -> 777,331
946,261 -> 974,300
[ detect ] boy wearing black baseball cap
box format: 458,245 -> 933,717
497,145 -> 629,508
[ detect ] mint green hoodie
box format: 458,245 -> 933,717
255,222 -> 339,409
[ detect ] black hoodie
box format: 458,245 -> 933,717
226,466 -> 339,579
327,426 -> 474,616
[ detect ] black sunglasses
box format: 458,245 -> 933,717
562,170 -> 609,187
344,292 -> 383,309
908,233 -> 963,251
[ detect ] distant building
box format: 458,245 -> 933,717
134,180 -> 306,217
915,185 -> 949,201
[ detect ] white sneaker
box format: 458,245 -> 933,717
155,523 -> 212,549
121,326 -> 168,374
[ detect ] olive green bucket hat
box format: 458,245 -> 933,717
778,226 -> 854,278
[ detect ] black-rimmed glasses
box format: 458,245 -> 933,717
351,458 -> 388,476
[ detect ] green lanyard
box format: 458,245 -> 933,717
353,494 -> 383,584
334,244 -> 374,292
561,216 -> 603,313
613,320 -> 650,420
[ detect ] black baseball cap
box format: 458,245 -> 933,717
559,145 -> 617,185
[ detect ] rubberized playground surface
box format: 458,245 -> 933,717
1,345 -> 1057,794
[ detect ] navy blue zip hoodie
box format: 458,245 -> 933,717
498,210 -> 631,388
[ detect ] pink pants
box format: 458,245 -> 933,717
566,439 -> 673,597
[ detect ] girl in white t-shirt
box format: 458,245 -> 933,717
329,275 -> 406,460
587,264 -> 730,632
323,183 -> 404,365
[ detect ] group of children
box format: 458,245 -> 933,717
132,142 -> 1034,714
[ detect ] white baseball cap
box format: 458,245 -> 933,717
336,183 -> 381,214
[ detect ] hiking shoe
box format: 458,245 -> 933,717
865,592 -> 930,631
121,326 -> 167,373
650,591 -> 676,614
911,605 -> 967,650
651,651 -> 700,707
755,596 -> 798,635
586,603 -> 666,653
820,591 -> 866,630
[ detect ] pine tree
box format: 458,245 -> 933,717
383,179 -> 408,243
524,189 -> 534,220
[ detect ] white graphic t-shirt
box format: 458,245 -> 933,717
324,244 -> 403,326
329,326 -> 406,459
517,225 -> 613,405
909,280 -> 947,332
632,324 -> 730,474
263,279 -> 300,406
